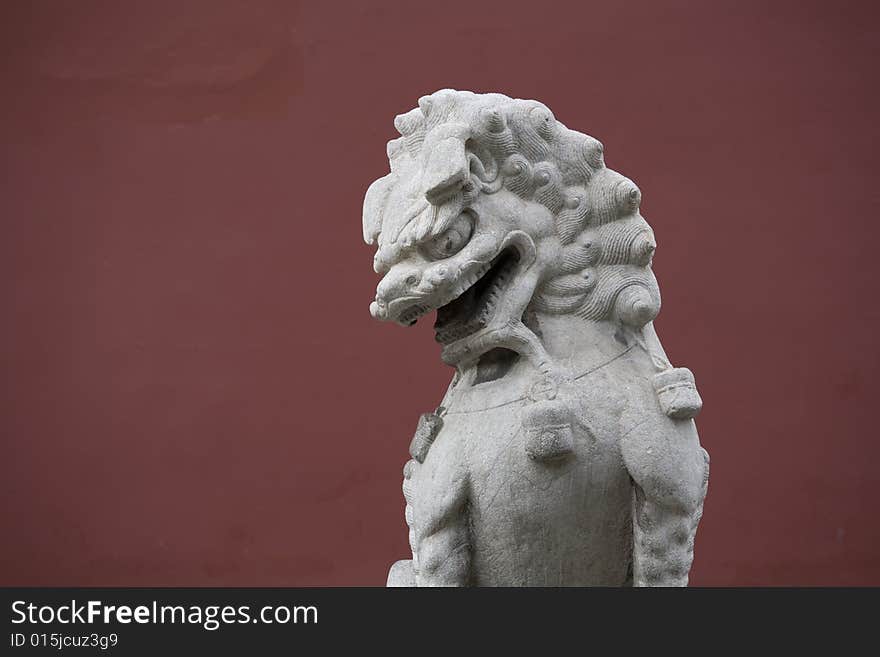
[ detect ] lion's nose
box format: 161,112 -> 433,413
375,268 -> 422,305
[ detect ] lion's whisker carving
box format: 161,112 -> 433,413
363,89 -> 709,587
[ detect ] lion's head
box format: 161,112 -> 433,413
364,90 -> 660,368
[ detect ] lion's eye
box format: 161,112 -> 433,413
422,212 -> 474,260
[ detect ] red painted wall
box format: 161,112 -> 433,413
1,0 -> 877,586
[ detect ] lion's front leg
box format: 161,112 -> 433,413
621,415 -> 710,587
387,411 -> 471,587
399,455 -> 470,587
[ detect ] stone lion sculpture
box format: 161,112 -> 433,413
363,89 -> 709,586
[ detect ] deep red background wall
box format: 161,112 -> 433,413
1,0 -> 877,586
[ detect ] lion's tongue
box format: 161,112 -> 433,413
435,284 -> 480,337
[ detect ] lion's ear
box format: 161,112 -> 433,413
363,174 -> 394,245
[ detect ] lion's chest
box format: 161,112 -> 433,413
424,372 -> 635,586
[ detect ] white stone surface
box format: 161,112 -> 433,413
364,90 -> 709,586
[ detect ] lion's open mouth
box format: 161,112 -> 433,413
433,247 -> 520,345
